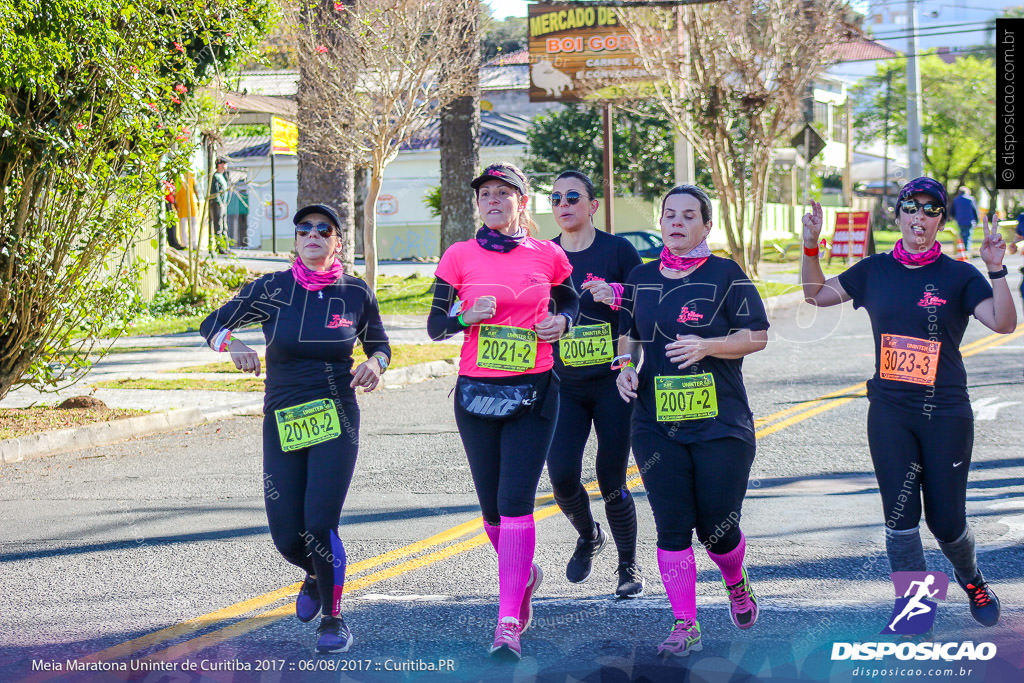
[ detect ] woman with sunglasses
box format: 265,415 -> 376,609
801,177 -> 1015,627
546,170 -> 645,598
427,162 -> 578,660
616,185 -> 769,657
199,204 -> 391,654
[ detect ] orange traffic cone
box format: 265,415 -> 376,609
955,236 -> 969,262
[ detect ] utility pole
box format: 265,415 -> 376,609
906,0 -> 924,178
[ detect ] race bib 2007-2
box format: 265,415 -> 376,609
655,373 -> 719,422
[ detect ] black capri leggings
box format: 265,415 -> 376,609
867,402 -> 972,542
454,373 -> 560,524
262,399 -> 359,614
547,373 -> 632,500
632,428 -> 755,553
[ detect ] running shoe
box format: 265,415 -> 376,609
723,565 -> 759,629
566,524 -> 606,583
657,618 -> 702,657
296,574 -> 321,623
615,560 -> 645,599
489,616 -> 523,661
519,563 -> 543,633
315,615 -> 353,654
956,573 -> 1000,626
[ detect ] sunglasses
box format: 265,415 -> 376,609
899,199 -> 944,218
550,190 -> 582,206
295,222 -> 335,238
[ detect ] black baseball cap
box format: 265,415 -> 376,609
470,164 -> 528,195
293,204 -> 341,229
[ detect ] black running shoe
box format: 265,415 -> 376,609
566,524 -> 606,583
615,560 -> 645,598
316,615 -> 353,654
956,573 -> 1000,627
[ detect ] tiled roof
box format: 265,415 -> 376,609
831,38 -> 899,62
484,48 -> 530,67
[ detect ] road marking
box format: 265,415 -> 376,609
50,324 -> 1024,667
971,396 -> 1021,421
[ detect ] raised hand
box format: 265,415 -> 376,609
802,200 -> 824,248
979,214 -> 1006,271
461,295 -> 497,325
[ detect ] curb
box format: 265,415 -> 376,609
0,359 -> 457,466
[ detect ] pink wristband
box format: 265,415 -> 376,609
609,282 -> 624,310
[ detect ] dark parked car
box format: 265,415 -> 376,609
618,230 -> 664,260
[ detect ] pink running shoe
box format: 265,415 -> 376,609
489,616 -> 523,660
657,618 -> 702,657
518,563 -> 543,633
724,566 -> 759,629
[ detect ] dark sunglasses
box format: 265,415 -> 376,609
550,190 -> 582,206
899,199 -> 944,218
295,222 -> 335,238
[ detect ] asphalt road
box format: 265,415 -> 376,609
1,300 -> 1023,683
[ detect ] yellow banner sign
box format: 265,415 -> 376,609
271,116 -> 298,156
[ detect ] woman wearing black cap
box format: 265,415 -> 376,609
199,204 -> 391,653
801,177 -> 1016,627
427,162 -> 578,660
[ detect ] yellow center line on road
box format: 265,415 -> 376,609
48,325 -> 1022,671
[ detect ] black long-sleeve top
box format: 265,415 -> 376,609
199,270 -> 390,413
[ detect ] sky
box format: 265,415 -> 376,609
486,0 -> 528,19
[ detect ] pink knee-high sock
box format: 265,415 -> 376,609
658,547 -> 697,622
497,514 -> 535,621
483,520 -> 500,552
707,533 -> 746,585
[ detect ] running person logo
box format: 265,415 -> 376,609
917,292 -> 947,308
327,314 -> 353,329
677,306 -> 703,323
881,571 -> 949,635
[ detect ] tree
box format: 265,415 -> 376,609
523,103 -> 674,201
851,54 -> 995,198
480,14 -> 527,63
285,0 -> 479,290
0,0 -> 273,402
439,0 -> 481,253
616,0 -> 848,276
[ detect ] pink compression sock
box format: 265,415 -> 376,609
497,514 -> 535,621
658,547 -> 697,621
483,520 -> 500,552
707,533 -> 746,585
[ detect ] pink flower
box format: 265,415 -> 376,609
129,65 -> 139,74
174,83 -> 188,94
315,45 -> 328,54
225,100 -> 237,110
173,41 -> 184,53
76,123 -> 85,130
334,1 -> 345,10
146,102 -> 158,111
226,32 -> 234,38
170,96 -> 181,105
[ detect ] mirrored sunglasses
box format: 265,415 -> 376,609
899,199 -> 944,218
295,222 -> 335,238
550,190 -> 582,206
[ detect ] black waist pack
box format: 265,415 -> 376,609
457,377 -> 538,420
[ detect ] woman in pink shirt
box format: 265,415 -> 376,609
428,162 -> 579,660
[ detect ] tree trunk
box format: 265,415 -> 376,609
439,1 -> 480,254
363,173 -> 383,291
440,95 -> 480,253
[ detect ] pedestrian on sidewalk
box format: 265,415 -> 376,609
427,162 -> 579,661
547,170 -> 645,598
199,203 -> 392,654
800,176 -> 1015,629
951,186 -> 979,253
616,184 -> 769,658
210,157 -> 231,254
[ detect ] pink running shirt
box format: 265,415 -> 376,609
435,237 -> 573,377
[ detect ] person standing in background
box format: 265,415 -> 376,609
211,157 -> 231,254
951,187 -> 979,253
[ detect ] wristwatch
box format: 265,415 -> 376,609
988,266 -> 1008,279
374,354 -> 389,373
560,312 -> 574,334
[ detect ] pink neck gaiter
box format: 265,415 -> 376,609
292,256 -> 343,291
892,239 -> 941,267
660,243 -> 711,273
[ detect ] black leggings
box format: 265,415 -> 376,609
632,428 -> 754,553
262,400 -> 359,616
454,374 -> 559,524
867,402 -> 972,542
547,374 -> 633,501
